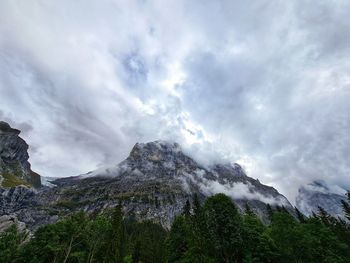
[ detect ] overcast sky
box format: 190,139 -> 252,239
1,0 -> 350,202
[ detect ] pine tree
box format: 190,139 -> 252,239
266,204 -> 274,220
192,193 -> 201,216
317,206 -> 333,226
182,199 -> 191,218
295,207 -> 306,223
203,194 -> 244,262
111,205 -> 127,263
167,216 -> 190,263
244,203 -> 254,216
268,211 -> 302,262
243,209 -> 278,262
132,240 -> 141,263
187,193 -> 210,263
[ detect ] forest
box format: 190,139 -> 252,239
1,192 -> 350,263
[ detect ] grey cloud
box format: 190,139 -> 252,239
0,0 -> 349,202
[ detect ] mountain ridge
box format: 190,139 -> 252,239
3,121 -> 345,233
296,180 -> 348,218
5,138 -> 294,231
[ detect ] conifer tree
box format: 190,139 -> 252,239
167,216 -> 190,263
111,204 -> 127,263
295,207 -> 306,223
203,194 -> 244,262
182,199 -> 191,218
244,203 -> 254,216
266,204 -> 274,220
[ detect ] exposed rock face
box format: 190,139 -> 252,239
0,214 -> 26,233
296,180 -> 347,218
0,186 -> 57,231
0,139 -> 294,231
0,121 -> 41,188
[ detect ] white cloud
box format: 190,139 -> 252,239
1,0 -> 350,202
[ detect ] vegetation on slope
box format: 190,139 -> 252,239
1,193 -> 350,263
1,172 -> 31,188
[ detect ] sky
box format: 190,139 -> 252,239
1,0 -> 350,202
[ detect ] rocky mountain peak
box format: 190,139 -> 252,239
210,163 -> 247,178
81,140 -> 294,224
0,121 -> 41,188
1,137 -> 295,231
129,141 -> 182,162
0,121 -> 21,135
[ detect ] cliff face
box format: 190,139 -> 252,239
0,140 -> 294,231
0,122 -> 41,188
296,180 -> 347,218
0,122 -> 295,231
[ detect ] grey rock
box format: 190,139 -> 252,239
0,121 -> 41,188
0,214 -> 26,233
296,180 -> 347,218
0,140 -> 294,231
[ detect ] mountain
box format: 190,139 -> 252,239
296,180 -> 347,218
0,129 -> 294,231
0,121 -> 41,188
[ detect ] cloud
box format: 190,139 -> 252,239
0,0 -> 350,202
199,180 -> 290,207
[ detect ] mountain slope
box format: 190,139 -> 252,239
0,122 -> 41,188
296,180 -> 347,218
35,141 -> 293,228
0,123 -> 294,231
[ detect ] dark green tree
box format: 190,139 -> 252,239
110,205 -> 127,263
244,203 -> 254,216
242,211 -> 278,262
0,224 -> 26,262
268,211 -> 303,262
266,204 -> 274,220
297,217 -> 349,262
202,193 -> 243,263
85,214 -> 113,262
18,212 -> 89,263
132,221 -> 167,263
182,199 -> 191,218
167,216 -> 190,263
295,207 -> 306,223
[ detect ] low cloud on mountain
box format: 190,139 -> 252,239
1,1 -> 350,201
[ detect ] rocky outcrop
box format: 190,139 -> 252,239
0,186 -> 58,231
0,121 -> 41,188
0,214 -> 26,233
40,141 -> 293,227
0,139 -> 294,231
296,180 -> 347,218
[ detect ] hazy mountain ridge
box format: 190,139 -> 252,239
0,121 -> 345,233
296,180 -> 348,218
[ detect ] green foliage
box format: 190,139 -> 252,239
203,194 -> 243,262
0,161 -> 32,188
1,193 -> 350,263
1,172 -> 31,188
295,207 -> 306,223
268,211 -> 349,263
167,216 -> 191,263
130,221 -> 167,263
242,211 -> 278,262
0,225 -> 27,262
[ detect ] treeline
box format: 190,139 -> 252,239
1,193 -> 350,263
